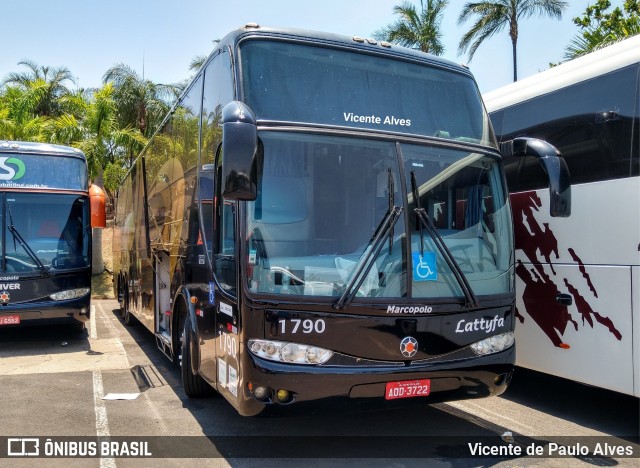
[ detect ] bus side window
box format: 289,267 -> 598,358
198,171 -> 215,260
213,142 -> 237,295
201,46 -> 237,295
499,64 -> 639,191
214,200 -> 237,295
220,201 -> 235,255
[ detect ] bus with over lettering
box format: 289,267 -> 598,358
113,24 -> 569,415
0,141 -> 101,332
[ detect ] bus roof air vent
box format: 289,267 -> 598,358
366,38 -> 377,45
380,41 -> 392,48
245,22 -> 260,29
352,36 -> 365,43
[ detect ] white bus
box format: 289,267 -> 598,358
484,35 -> 640,397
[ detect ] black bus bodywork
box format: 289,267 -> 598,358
113,25 -> 569,416
0,141 -> 92,331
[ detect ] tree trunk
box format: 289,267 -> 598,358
512,39 -> 518,82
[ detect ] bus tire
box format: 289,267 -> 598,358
123,289 -> 134,326
181,315 -> 212,398
118,278 -> 127,319
117,276 -> 126,316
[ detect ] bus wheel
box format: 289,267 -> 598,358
181,315 -> 213,398
123,290 -> 134,326
118,278 -> 126,316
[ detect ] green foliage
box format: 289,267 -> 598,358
373,0 -> 448,54
0,59 -> 175,194
189,55 -> 208,72
75,83 -> 148,182
103,64 -> 180,137
103,161 -> 128,194
2,60 -> 76,118
564,0 -> 640,60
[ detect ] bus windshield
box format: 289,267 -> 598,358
1,193 -> 90,273
245,132 -> 513,301
240,40 -> 495,147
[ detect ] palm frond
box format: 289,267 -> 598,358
373,0 -> 448,54
518,0 -> 567,20
458,2 -> 508,58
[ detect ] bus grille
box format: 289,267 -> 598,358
323,353 -> 405,367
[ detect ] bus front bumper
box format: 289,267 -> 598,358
233,346 -> 514,416
0,300 -> 90,328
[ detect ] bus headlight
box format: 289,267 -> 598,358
248,339 -> 333,365
470,332 -> 515,356
49,288 -> 90,301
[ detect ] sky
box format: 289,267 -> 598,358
1,0 -> 596,95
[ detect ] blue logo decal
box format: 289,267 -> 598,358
413,252 -> 437,281
209,282 -> 215,304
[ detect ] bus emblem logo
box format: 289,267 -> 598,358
400,336 -> 418,357
0,157 -> 26,181
0,292 -> 10,303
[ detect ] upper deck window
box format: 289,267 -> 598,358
240,40 -> 495,147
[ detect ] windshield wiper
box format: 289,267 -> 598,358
386,168 -> 395,255
333,204 -> 403,310
410,171 -> 479,309
6,204 -> 49,276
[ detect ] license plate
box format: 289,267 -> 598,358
385,379 -> 431,400
0,315 -> 20,326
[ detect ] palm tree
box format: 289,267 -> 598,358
189,40 -> 221,73
76,83 -> 147,274
0,84 -> 50,141
75,84 -> 146,185
42,89 -> 90,146
373,0 -> 448,55
189,55 -> 208,73
103,64 -> 180,163
2,60 -> 76,117
458,0 -> 567,81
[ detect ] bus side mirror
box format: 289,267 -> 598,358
221,101 -> 258,201
501,137 -> 571,217
89,184 -> 107,228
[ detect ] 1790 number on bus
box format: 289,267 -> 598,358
385,379 -> 431,400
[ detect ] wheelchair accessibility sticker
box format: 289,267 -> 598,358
413,252 -> 437,281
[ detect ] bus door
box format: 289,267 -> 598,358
210,198 -> 240,400
149,181 -> 176,355
154,250 -> 171,337
633,264 -> 640,397
192,169 -> 239,391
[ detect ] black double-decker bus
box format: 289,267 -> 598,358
113,25 -> 569,416
0,141 -> 93,331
